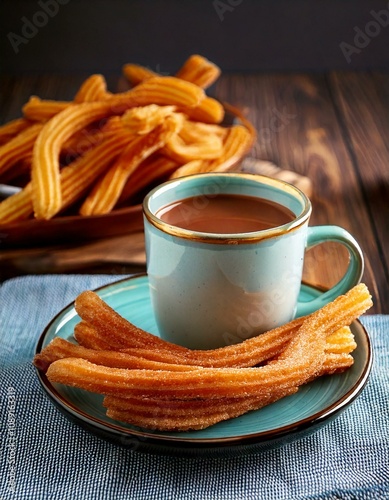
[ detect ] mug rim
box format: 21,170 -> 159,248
143,173 -> 312,244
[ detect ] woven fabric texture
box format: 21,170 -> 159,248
0,275 -> 388,500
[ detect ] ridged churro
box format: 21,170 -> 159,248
122,64 -> 159,86
73,74 -> 111,103
37,283 -> 371,431
175,54 -> 221,89
121,104 -> 177,135
113,76 -> 205,109
104,389 -> 298,431
163,127 -> 223,162
35,325 -> 356,373
34,337 -> 198,373
0,123 -> 44,177
79,117 -> 180,215
117,155 -> 179,204
0,126 -> 133,223
73,289 -> 304,367
182,96 -> 225,124
31,102 -> 114,219
0,117 -> 32,145
46,284 -> 371,394
22,96 -> 69,121
0,55 -> 256,226
171,124 -> 254,178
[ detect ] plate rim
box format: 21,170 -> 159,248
34,274 -> 373,450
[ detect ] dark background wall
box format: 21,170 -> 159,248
1,0 -> 389,75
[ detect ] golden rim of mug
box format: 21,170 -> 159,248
143,173 -> 312,244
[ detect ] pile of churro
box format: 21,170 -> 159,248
33,283 -> 372,432
0,55 -> 255,224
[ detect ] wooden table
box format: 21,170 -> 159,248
1,72 -> 388,313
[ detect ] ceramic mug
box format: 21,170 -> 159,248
143,173 -> 364,349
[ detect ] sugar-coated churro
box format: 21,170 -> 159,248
35,324 -> 356,374
104,388 -> 298,431
39,284 -> 372,430
34,337 -> 198,373
47,284 -> 371,399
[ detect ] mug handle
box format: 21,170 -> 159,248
296,226 -> 364,317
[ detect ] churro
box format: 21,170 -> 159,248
0,126 -> 133,223
34,337 -> 198,373
122,63 -> 159,85
104,389 -> 298,431
35,324 -> 356,373
121,104 -> 177,135
113,76 -> 204,109
117,155 -> 179,204
79,116 -> 180,215
163,126 -> 223,162
175,54 -> 221,89
73,74 -> 111,103
73,289 -> 305,367
0,123 -> 44,177
38,283 -> 371,431
0,55 -> 257,225
22,96 -> 69,121
123,55 -> 221,90
170,124 -> 253,178
181,96 -> 225,124
0,117 -> 32,145
73,286 -> 369,370
122,58 -> 224,123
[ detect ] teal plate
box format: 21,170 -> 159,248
35,275 -> 372,458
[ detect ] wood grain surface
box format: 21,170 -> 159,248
0,72 -> 388,313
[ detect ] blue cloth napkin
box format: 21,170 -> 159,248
0,275 -> 388,500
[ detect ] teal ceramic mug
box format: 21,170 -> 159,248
143,173 -> 364,349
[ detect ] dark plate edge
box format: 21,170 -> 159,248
33,275 -> 373,456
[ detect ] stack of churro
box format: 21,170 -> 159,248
0,55 -> 255,224
33,283 -> 372,431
